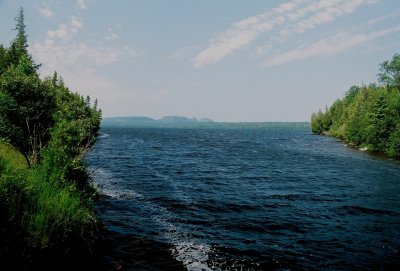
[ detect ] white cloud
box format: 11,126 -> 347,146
193,0 -> 375,67
366,10 -> 400,26
168,52 -> 182,59
70,16 -> 83,33
34,14 -> 138,78
33,41 -> 126,70
31,1 -> 143,118
52,23 -> 68,39
291,0 -> 368,33
265,26 -> 400,66
76,0 -> 86,10
32,37 -> 140,117
192,0 -> 304,68
35,6 -> 138,71
193,29 -> 258,68
104,33 -> 118,41
193,13 -> 290,68
32,35 -> 121,115
168,45 -> 200,60
45,16 -> 85,40
104,28 -> 118,41
38,7 -> 53,18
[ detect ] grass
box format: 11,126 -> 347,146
0,141 -> 99,269
26,169 -> 98,247
0,139 -> 27,168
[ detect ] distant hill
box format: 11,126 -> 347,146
101,115 -> 214,128
159,116 -> 198,123
198,118 -> 213,123
101,116 -> 309,130
104,116 -> 156,123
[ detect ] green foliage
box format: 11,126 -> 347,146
0,139 -> 27,168
0,8 -> 102,267
311,110 -> 327,134
0,8 -> 39,76
311,53 -> 400,156
41,74 -> 101,187
0,141 -> 97,249
0,55 -> 55,165
342,87 -> 373,144
0,45 -> 6,75
0,8 -> 53,165
378,53 -> 400,91
14,7 -> 28,51
26,169 -> 97,247
0,142 -> 30,222
387,125 -> 400,156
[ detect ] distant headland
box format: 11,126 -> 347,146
101,116 -> 309,130
102,115 -> 213,127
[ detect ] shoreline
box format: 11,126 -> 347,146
316,133 -> 400,161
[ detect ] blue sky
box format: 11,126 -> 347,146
0,0 -> 399,121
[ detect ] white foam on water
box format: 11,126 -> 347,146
90,166 -> 214,270
141,167 -> 215,270
97,132 -> 110,138
150,200 -> 213,269
171,242 -> 214,271
89,167 -> 141,199
157,216 -> 214,271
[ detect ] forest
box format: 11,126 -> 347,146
311,53 -> 400,156
0,9 -> 102,270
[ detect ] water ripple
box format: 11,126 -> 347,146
86,126 -> 400,270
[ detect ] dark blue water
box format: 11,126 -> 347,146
86,125 -> 400,270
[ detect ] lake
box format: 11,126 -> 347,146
86,124 -> 400,270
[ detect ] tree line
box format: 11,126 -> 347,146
311,53 -> 400,156
0,8 -> 101,171
0,8 -> 103,270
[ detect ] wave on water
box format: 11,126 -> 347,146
140,194 -> 213,271
87,127 -> 400,270
338,205 -> 398,216
171,242 -> 212,271
89,166 -> 214,270
97,132 -> 110,138
89,167 -> 141,199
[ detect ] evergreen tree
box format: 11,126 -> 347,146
3,7 -> 40,71
0,8 -> 53,165
378,53 -> 400,91
0,44 -> 6,75
14,7 -> 28,53
311,53 -> 400,156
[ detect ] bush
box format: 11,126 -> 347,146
387,126 -> 400,156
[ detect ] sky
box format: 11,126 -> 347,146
0,0 -> 399,122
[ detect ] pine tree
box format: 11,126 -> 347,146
0,9 -> 53,165
4,7 -> 40,71
14,7 -> 28,53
